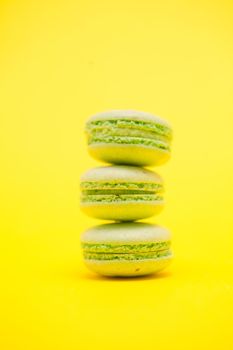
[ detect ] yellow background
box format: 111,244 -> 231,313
0,0 -> 233,349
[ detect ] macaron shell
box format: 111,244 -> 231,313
81,222 -> 171,243
87,110 -> 172,129
88,143 -> 170,166
84,255 -> 172,277
81,165 -> 163,183
81,200 -> 164,221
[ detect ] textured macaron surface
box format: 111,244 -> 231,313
86,110 -> 172,151
81,223 -> 171,261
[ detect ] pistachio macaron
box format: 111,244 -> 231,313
85,110 -> 172,166
81,222 -> 172,277
80,165 -> 164,221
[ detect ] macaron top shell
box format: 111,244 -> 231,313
80,165 -> 163,184
81,222 -> 171,244
87,110 -> 172,129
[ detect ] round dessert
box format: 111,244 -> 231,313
85,110 -> 172,166
81,222 -> 172,277
80,165 -> 164,221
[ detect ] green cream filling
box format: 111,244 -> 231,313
83,189 -> 157,195
87,127 -> 169,143
88,135 -> 170,151
81,194 -> 163,203
83,249 -> 172,261
81,182 -> 164,203
86,119 -> 172,138
81,181 -> 163,192
82,241 -> 171,253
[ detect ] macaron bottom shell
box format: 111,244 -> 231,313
81,201 -> 164,221
88,144 -> 170,166
84,255 -> 172,277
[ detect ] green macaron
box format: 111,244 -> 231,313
81,222 -> 172,277
85,110 -> 172,166
80,165 -> 164,221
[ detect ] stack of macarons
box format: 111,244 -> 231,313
80,110 -> 173,277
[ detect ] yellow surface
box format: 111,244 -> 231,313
0,0 -> 233,349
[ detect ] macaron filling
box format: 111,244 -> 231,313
86,119 -> 172,151
80,181 -> 163,204
81,194 -> 163,203
86,119 -> 172,138
87,127 -> 169,142
82,241 -> 171,253
83,249 -> 172,261
81,181 -> 163,191
88,135 -> 170,151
